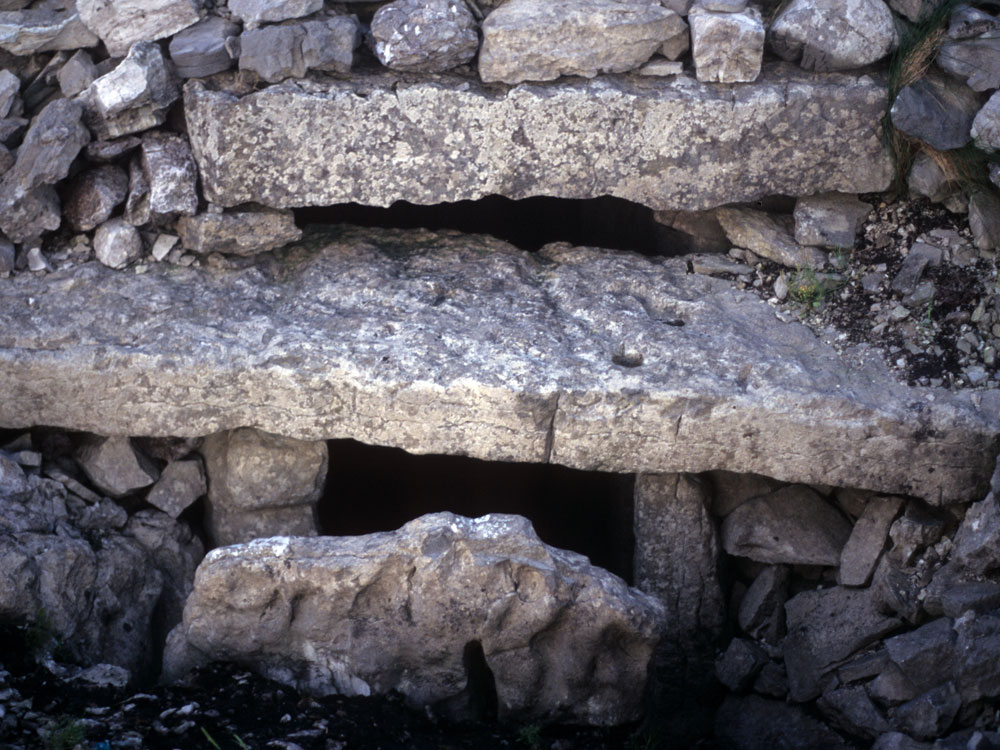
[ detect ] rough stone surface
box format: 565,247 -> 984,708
93,218 -> 143,269
972,91 -> 1000,153
884,617 -> 956,694
715,637 -> 768,691
952,492 -> 1000,575
839,495 -> 903,586
715,207 -> 828,269
794,193 -> 871,249
633,473 -> 723,636
689,6 -> 763,83
63,164 -> 129,232
164,512 -> 666,725
146,459 -> 207,519
176,206 -> 302,256
479,0 -> 675,83
783,586 -> 902,701
770,0 -> 896,72
890,75 -> 980,151
0,227 -> 995,503
0,7 -> 98,55
968,191 -> 1000,252
169,16 -> 240,79
136,132 -> 199,220
721,485 -> 852,565
893,682 -> 961,740
706,471 -> 781,517
237,16 -> 361,83
658,12 -> 688,60
0,98 -> 88,202
715,695 -> 853,750
954,609 -> 1000,702
229,0 -> 324,28
737,564 -> 788,643
371,0 -> 478,72
57,50 -> 97,99
817,685 -> 890,740
184,67 -> 892,212
199,428 -> 327,547
75,436 -> 159,499
937,36 -> 1000,92
940,581 -> 1000,618
908,151 -> 952,203
77,0 -> 201,57
0,185 -> 60,244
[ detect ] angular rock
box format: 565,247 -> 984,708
908,152 -> 953,203
721,485 -> 852,565
146,459 -> 206,519
937,36 -> 1000,92
77,0 -> 200,58
888,501 -> 947,565
479,0 -> 676,83
0,68 -> 18,118
0,227 -> 995,503
371,0 -> 478,72
715,637 -> 768,691
654,208 -> 729,254
62,164 -> 129,233
238,15 -> 361,83
135,132 -> 199,221
706,470 -> 782,517
185,67 -> 893,211
169,16 -> 240,79
688,253 -> 751,276
164,513 -> 665,725
0,98 -> 88,200
891,250 -> 931,297
199,428 -> 328,547
837,648 -> 890,684
972,91 -> 1000,152
633,473 -> 723,636
952,492 -> 1000,576
659,12 -> 689,60
229,0 -> 324,28
94,218 -> 143,269
689,6 -> 763,83
870,662 -> 920,706
0,7 -> 98,55
948,6 -> 1000,39
783,586 -> 902,701
890,75 -> 980,151
737,564 -> 788,643
884,617 -> 956,694
76,435 -> 159,499
715,207 -> 828,269
871,555 -> 926,623
954,609 -> 1000,702
817,685 -> 890,741
968,191 -> 1000,252
770,0 -> 896,72
0,185 -> 60,243
794,193 -> 871,249
57,49 -> 97,98
715,695 -> 853,750
839,495 -> 903,586
85,136 -> 141,164
177,205 -> 302,256
940,581 -> 1000,618
893,682 -> 961,740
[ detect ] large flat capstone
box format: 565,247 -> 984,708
0,227 -> 995,502
184,64 -> 892,211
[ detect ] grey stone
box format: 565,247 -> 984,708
871,555 -> 926,624
164,512 -> 665,725
229,0 -> 324,28
954,609 -> 1000,702
93,218 -> 143,270
75,435 -> 158,499
637,58 -> 684,76
737,565 -> 788,643
888,501 -> 947,565
972,91 -> 1000,152
634,473 -> 723,638
885,617 -> 957,694
57,49 -> 97,98
938,36 -> 1000,92
169,16 -> 240,79
872,732 -> 932,750
908,152 -> 953,204
839,495 -> 903,587
480,0 -> 675,83
952,492 -> 1000,576
689,6 -> 763,83
658,12 -> 688,60
715,638 -> 768,691
0,227 -> 996,504
870,662 -> 921,706
752,661 -> 788,698
783,586 -> 902,701
706,471 -> 782,517
817,685 -> 890,741
721,485 -> 852,565
146,459 -> 206,519
837,648 -> 890,684
199,428 -> 327,547
371,0 -> 478,72
715,207 -> 828,269
888,0 -> 944,22
238,15 -> 361,83
177,206 -> 302,256
77,0 -> 200,58
137,132 -> 199,220
893,682 -> 961,740
72,663 -> 131,689
892,251 -> 931,297
715,695 -> 853,750
0,68 -> 18,118
63,164 -> 129,233
689,253 -> 752,276
184,67 -> 893,212
0,235 -> 13,275
653,209 -> 729,254
968,191 -> 1000,252
890,75 -> 980,151
85,135 -> 141,163
0,184 -> 60,243
940,582 -> 1000,618
0,8 -> 98,55
770,0 -> 896,72
794,193 -> 871,249
948,6 -> 1000,39
699,0 -> 747,10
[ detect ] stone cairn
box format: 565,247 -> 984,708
1,0 -> 1000,747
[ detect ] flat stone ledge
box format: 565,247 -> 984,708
184,63 -> 893,212
0,227 -> 995,503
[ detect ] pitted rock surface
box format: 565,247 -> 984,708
165,512 -> 665,725
0,226 -> 995,502
183,65 -> 893,212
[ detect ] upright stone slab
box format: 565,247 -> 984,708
184,65 -> 893,212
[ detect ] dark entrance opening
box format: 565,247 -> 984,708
319,439 -> 636,583
295,195 -> 687,256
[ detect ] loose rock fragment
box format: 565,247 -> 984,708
177,206 -> 302,256
0,185 -> 60,243
169,16 -> 240,79
689,6 -> 763,83
238,15 -> 361,83
75,435 -> 159,499
146,460 -> 207,519
57,49 -> 98,98
0,98 -> 88,200
63,164 -> 129,232
94,218 -> 143,269
968,191 -> 1000,252
737,564 -> 788,642
890,75 -> 979,151
77,0 -> 200,57
793,193 -> 871,249
839,495 -> 903,586
137,132 -> 199,220
715,638 -> 768,691
716,207 -> 828,269
0,7 -> 98,55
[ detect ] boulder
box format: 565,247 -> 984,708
169,16 -> 240,79
75,435 -> 159,499
720,485 -> 852,565
0,7 -> 98,55
890,75 -> 980,151
793,193 -> 871,249
163,513 -> 665,725
371,0 -> 478,72
77,0 -> 200,57
62,164 -> 129,233
176,205 -> 302,256
479,0 -> 675,83
715,207 -> 828,269
229,0 -> 324,28
689,6 -> 763,83
838,495 -> 903,586
0,227 -> 995,503
199,428 -> 327,546
770,0 -> 896,72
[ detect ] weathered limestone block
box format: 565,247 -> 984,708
199,428 -> 327,546
479,0 -> 676,83
77,0 -> 201,57
164,513 -> 665,725
184,66 -> 893,212
0,227 -> 995,503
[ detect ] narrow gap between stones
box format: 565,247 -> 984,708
462,640 -> 499,722
319,438 -> 636,584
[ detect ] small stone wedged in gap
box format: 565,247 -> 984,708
793,192 -> 871,249
689,5 -> 763,83
715,637 -> 768,691
63,164 -> 129,233
237,14 -> 361,84
75,435 -> 159,499
131,131 -> 199,223
838,495 -> 903,586
146,459 -> 207,519
371,0 -> 479,73
229,0 -> 325,28
737,564 -> 788,643
177,205 -> 302,256
169,16 -> 241,79
94,218 -> 143,269
716,207 -> 828,269
57,49 -> 97,98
